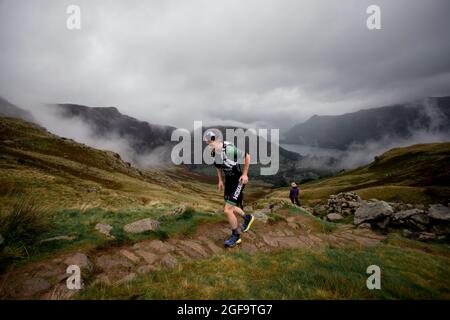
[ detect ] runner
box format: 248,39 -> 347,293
204,129 -> 255,248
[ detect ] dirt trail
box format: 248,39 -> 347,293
0,210 -> 385,299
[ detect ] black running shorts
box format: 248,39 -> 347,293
224,177 -> 245,206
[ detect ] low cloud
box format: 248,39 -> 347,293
1,0 -> 450,130
32,104 -> 171,168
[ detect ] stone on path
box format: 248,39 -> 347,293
161,254 -> 178,268
95,254 -> 132,271
64,253 -> 92,271
277,236 -> 308,248
326,213 -> 344,222
135,250 -> 158,265
22,278 -> 51,297
135,240 -> 175,254
124,218 -> 160,233
262,235 -> 278,247
253,210 -> 269,223
178,240 -> 209,258
120,249 -> 141,263
202,240 -> 223,255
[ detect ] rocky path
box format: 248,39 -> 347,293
0,211 -> 385,299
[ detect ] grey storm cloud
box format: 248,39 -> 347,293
1,0 -> 450,130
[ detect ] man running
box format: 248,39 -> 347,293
204,129 -> 255,248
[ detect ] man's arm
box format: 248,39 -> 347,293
240,153 -> 251,184
216,168 -> 224,191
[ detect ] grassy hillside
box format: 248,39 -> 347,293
270,142 -> 450,206
1,116 -> 449,300
0,116 -> 229,212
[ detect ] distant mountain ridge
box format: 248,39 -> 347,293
52,103 -> 176,154
283,96 -> 450,150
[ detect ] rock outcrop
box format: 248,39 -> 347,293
326,192 -> 362,216
324,193 -> 450,241
354,201 -> 394,226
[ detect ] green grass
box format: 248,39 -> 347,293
77,242 -> 450,300
1,206 -> 225,271
41,206 -> 224,252
285,204 -> 337,233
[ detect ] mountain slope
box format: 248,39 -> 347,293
283,96 -> 450,149
270,142 -> 450,205
0,96 -> 34,122
0,116 -> 222,212
52,103 -> 176,154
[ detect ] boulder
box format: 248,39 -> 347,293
358,222 -> 372,229
392,209 -> 424,221
354,201 -> 393,225
428,204 -> 450,221
124,218 -> 160,233
95,223 -> 113,237
326,213 -> 344,222
0,233 -> 4,246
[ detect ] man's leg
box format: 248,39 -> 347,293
295,197 -> 301,206
223,203 -> 242,247
232,205 -> 245,218
224,203 -> 239,229
225,179 -> 254,235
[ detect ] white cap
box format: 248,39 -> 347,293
204,130 -> 216,142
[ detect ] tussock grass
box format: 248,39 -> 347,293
0,196 -> 52,271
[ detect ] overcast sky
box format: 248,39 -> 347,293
1,0 -> 450,130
